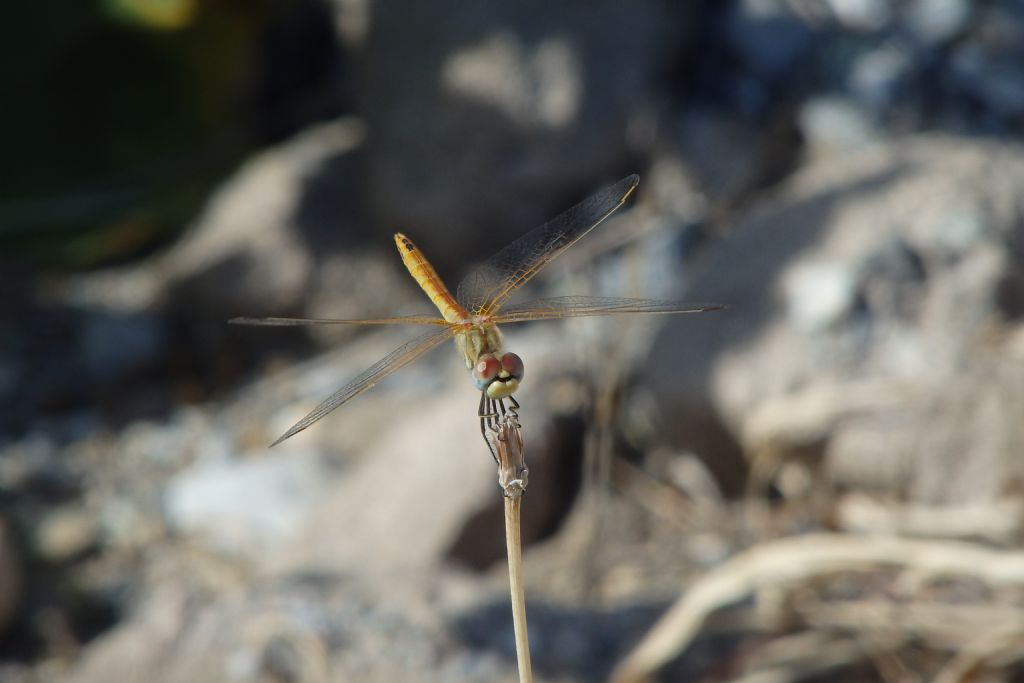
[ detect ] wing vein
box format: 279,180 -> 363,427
270,327 -> 455,447
492,296 -> 723,323
456,175 -> 640,316
230,315 -> 448,327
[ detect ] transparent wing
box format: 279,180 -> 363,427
229,315 -> 448,327
492,296 -> 724,324
268,326 -> 455,447
456,175 -> 640,316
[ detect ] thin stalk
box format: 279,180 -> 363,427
491,407 -> 532,683
504,494 -> 533,683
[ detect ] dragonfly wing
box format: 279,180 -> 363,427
269,326 -> 455,447
230,315 -> 447,326
492,296 -> 723,323
456,175 -> 640,316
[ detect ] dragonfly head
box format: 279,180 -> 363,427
473,352 -> 525,399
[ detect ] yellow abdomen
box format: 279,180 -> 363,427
394,233 -> 467,323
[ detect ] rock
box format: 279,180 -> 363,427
264,367 -> 502,578
159,118 -> 370,318
827,0 -> 893,31
947,3 -> 1024,122
798,96 -> 878,156
674,107 -> 801,204
646,135 -> 1024,502
355,0 -> 683,268
58,265 -> 164,314
903,0 -> 971,46
782,260 -> 858,333
163,451 -> 335,557
34,506 -> 100,563
0,433 -> 63,494
58,587 -> 190,683
80,312 -> 164,381
848,43 -> 914,112
949,45 -> 1024,121
58,578 -> 511,683
725,0 -> 812,81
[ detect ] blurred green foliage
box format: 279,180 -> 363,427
0,1 -> 264,267
104,0 -> 199,29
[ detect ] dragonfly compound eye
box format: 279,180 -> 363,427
474,354 -> 501,389
485,352 -> 524,398
500,352 -> 524,380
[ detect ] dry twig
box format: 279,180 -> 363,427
834,494 -> 1024,545
610,534 -> 1024,683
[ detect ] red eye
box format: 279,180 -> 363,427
501,353 -> 524,379
474,354 -> 500,382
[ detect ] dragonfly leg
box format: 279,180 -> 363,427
489,398 -> 504,432
478,392 -> 500,464
502,395 -> 520,425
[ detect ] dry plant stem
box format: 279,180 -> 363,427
492,410 -> 532,683
504,494 -> 533,683
933,628 -> 1024,683
610,534 -> 1024,683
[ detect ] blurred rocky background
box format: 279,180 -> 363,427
3,0 -> 1024,681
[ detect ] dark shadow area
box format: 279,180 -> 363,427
452,598 -> 744,683
357,0 -> 666,276
2,0 -> 348,269
447,415 -> 586,569
0,496 -> 121,665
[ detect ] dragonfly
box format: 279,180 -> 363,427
231,174 -> 721,455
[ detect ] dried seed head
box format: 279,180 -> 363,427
493,417 -> 528,498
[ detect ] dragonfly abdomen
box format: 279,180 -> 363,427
394,233 -> 467,323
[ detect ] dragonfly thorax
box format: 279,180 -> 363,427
455,321 -> 503,369
456,323 -> 524,398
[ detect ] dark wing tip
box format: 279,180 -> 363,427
616,174 -> 641,207
619,174 -> 640,199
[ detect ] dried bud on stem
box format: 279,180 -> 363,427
491,413 -> 528,498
